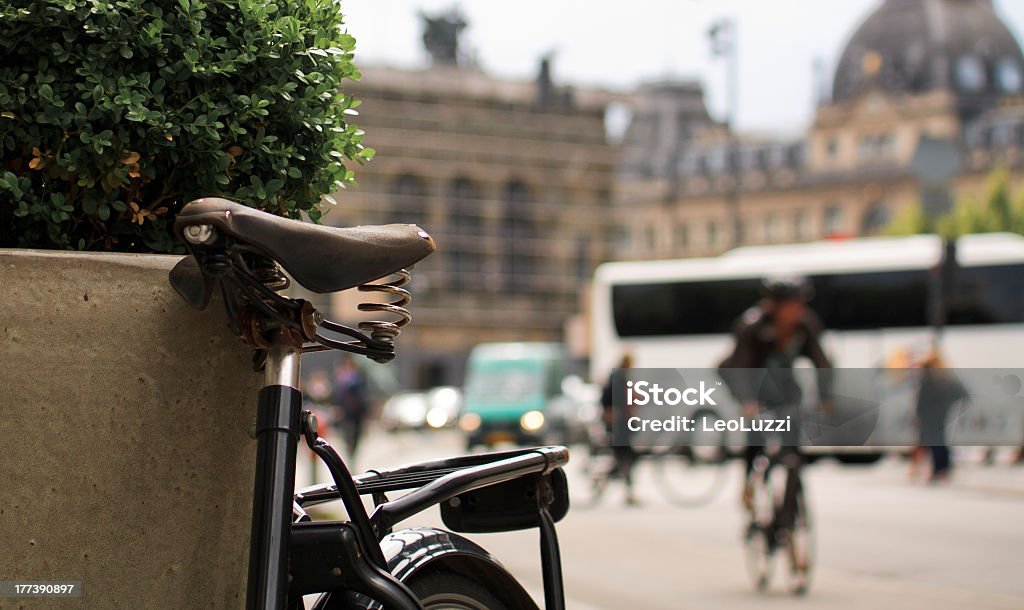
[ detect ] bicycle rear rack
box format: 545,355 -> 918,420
294,412 -> 570,610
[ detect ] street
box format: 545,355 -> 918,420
299,428 -> 1024,610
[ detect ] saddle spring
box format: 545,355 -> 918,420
356,269 -> 413,357
181,230 -> 415,364
308,268 -> 414,363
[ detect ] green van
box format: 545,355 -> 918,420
459,342 -> 577,448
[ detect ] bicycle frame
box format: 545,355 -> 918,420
247,335 -> 570,610
248,341 -> 304,609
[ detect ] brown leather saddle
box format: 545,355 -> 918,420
170,197 -> 435,309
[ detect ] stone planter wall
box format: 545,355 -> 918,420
1,250 -> 261,609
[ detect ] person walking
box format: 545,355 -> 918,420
331,356 -> 370,462
601,352 -> 639,506
915,349 -> 967,483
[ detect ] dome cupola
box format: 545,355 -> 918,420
831,0 -> 1024,117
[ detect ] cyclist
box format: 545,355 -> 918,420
719,275 -> 831,547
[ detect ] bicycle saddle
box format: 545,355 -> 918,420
173,197 -> 435,294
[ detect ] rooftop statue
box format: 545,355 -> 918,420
420,8 -> 467,66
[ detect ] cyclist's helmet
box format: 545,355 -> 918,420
761,274 -> 813,302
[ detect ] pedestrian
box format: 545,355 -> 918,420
331,356 -> 370,462
915,349 -> 967,483
601,352 -> 639,506
301,368 -> 333,438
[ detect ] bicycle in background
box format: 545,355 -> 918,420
581,410 -> 729,508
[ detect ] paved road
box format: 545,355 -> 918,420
299,428 -> 1024,609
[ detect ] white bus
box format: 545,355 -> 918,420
590,233 -> 1024,451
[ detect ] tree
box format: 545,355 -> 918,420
886,167 -> 1024,238
885,205 -> 931,235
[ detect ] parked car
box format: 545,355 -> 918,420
380,391 -> 430,433
459,342 -> 581,448
424,386 -> 463,429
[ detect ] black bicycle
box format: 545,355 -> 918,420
742,410 -> 813,596
170,198 -> 570,610
581,410 -> 728,508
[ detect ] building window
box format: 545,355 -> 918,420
787,144 -> 805,166
993,121 -> 1014,148
965,123 -> 986,149
388,173 -> 427,226
644,225 -> 657,252
739,147 -> 760,172
707,147 -> 727,174
956,55 -> 986,92
997,58 -> 1023,93
764,214 -> 780,243
674,222 -> 689,250
826,138 -> 838,158
574,236 -> 589,280
857,133 -> 895,164
616,225 -> 632,250
824,205 -> 843,236
793,211 -> 809,241
860,202 -> 890,235
502,180 -> 535,291
707,221 -> 719,248
448,176 -> 483,291
681,153 -> 700,176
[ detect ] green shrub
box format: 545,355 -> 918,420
0,0 -> 372,252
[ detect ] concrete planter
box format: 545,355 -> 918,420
1,249 -> 261,608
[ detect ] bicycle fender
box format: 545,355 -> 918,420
312,527 -> 539,610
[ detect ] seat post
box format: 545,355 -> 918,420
247,339 -> 303,610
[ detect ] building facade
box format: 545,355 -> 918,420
616,0 -> 1024,261
320,1 -> 1024,387
319,18 -> 618,387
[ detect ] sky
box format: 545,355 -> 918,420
340,0 -> 1024,136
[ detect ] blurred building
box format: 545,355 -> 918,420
318,1 -> 1024,386
320,10 -> 618,387
616,0 -> 1024,260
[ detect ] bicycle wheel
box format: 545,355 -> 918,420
785,488 -> 814,596
406,570 -> 509,610
578,448 -> 615,508
744,524 -> 774,592
651,415 -> 728,507
743,458 -> 775,592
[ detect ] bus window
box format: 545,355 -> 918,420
612,279 -> 762,337
809,270 -> 929,330
949,263 -> 1024,325
610,264 -> 1024,340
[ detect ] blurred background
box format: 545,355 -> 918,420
294,2 -> 1024,607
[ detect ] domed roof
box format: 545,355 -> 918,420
832,0 -> 1024,115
